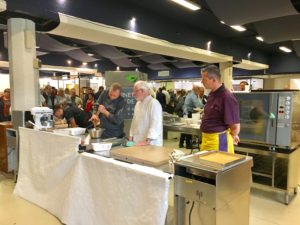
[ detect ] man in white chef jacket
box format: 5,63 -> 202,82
129,81 -> 163,146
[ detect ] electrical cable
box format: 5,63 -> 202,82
189,201 -> 195,225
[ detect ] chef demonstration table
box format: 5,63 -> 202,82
164,123 -> 201,152
14,128 -> 171,225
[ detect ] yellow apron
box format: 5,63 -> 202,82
200,130 -> 234,154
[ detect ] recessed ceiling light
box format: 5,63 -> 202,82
230,25 -> 246,32
36,46 -> 40,49
170,0 -> 201,11
82,62 -> 87,66
256,36 -> 264,42
220,21 -> 225,24
87,53 -> 94,57
94,64 -> 98,68
67,60 -> 72,65
279,46 -> 292,53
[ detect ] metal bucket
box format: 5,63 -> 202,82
88,128 -> 105,139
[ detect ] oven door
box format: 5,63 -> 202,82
234,92 -> 278,145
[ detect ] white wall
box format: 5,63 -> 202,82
264,74 -> 300,90
0,73 -> 10,93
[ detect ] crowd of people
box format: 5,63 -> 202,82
0,65 -> 240,151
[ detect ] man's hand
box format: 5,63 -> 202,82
98,105 -> 110,117
232,134 -> 240,145
89,114 -> 99,122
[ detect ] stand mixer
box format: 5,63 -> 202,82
31,107 -> 53,129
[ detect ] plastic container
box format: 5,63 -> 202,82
92,142 -> 112,151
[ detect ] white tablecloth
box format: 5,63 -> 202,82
14,128 -> 170,225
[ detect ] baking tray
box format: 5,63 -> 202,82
110,146 -> 173,167
182,151 -> 246,170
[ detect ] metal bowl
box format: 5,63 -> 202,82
88,128 -> 105,139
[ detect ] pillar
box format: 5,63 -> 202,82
219,61 -> 233,91
7,18 -> 39,112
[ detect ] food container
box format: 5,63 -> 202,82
92,142 -> 112,151
69,128 -> 86,136
88,128 -> 105,139
53,128 -> 86,136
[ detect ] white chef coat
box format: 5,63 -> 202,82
130,95 -> 163,146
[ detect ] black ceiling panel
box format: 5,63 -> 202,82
205,0 -> 298,25
255,15 -> 300,44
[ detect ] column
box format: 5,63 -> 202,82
7,18 -> 39,112
219,61 -> 233,91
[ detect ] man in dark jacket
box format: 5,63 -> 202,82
90,83 -> 126,138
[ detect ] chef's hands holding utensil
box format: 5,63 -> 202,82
98,105 -> 110,118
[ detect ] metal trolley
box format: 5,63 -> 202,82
174,151 -> 253,225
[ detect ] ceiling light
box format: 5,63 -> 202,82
256,36 -> 264,42
230,25 -> 246,32
94,64 -> 98,68
247,52 -> 252,59
82,62 -> 87,66
67,60 -> 72,65
220,21 -> 225,24
87,53 -> 94,57
36,46 -> 40,49
116,66 -> 120,71
170,0 -> 201,11
279,46 -> 292,53
206,41 -> 212,51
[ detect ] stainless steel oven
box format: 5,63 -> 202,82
234,91 -> 300,149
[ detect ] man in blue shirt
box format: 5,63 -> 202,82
180,86 -> 205,148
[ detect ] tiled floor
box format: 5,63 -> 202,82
0,138 -> 299,225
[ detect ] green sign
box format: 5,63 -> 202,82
126,74 -> 138,83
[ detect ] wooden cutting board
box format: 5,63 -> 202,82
111,146 -> 173,167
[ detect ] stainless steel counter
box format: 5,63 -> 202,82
235,145 -> 300,204
174,152 -> 253,225
163,124 -> 201,136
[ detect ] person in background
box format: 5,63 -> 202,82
239,81 -> 249,91
166,89 -> 176,114
90,82 -> 126,138
83,87 -> 94,108
162,86 -> 170,105
0,88 -> 11,122
43,85 -> 57,109
180,85 -> 204,148
198,86 -> 208,105
174,89 -> 186,117
94,86 -> 104,101
69,88 -> 83,108
156,88 -> 166,111
201,65 -> 240,153
64,88 -> 70,98
129,81 -> 163,146
54,104 -> 92,128
85,93 -> 94,114
56,88 -> 70,107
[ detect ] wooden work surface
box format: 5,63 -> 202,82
111,146 -> 173,167
0,122 -> 13,172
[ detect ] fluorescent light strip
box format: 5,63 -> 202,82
170,0 -> 201,11
230,25 -> 246,32
279,46 -> 292,53
256,36 -> 264,42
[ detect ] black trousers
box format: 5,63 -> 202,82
179,112 -> 192,148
